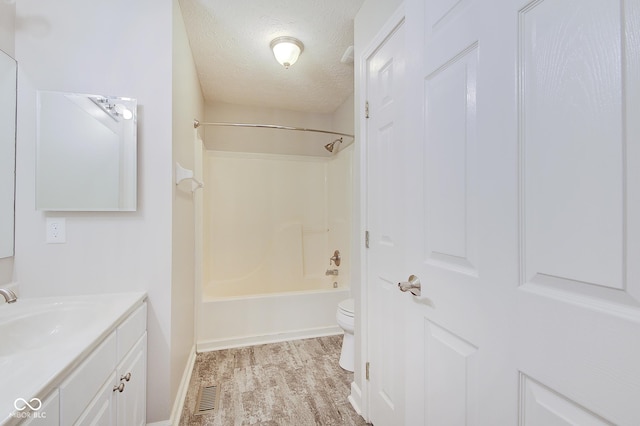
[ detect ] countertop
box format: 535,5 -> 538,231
0,292 -> 147,425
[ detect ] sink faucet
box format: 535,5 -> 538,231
0,288 -> 17,304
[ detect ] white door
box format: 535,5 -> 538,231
398,0 -> 640,424
365,19 -> 407,426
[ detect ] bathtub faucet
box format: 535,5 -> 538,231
325,269 -> 339,276
329,250 -> 341,267
0,288 -> 17,303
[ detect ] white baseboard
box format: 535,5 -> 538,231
167,344 -> 197,426
348,381 -> 363,416
146,422 -> 170,426
197,326 -> 342,352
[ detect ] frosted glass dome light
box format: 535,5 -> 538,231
270,37 -> 304,69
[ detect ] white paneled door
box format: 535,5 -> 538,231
365,0 -> 640,424
365,18 -> 407,426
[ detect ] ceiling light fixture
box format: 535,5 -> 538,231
270,36 -> 304,69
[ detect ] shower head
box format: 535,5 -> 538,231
324,138 -> 343,153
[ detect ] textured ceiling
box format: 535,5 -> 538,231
178,0 -> 364,114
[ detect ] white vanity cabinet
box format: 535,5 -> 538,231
50,302 -> 146,426
0,293 -> 148,426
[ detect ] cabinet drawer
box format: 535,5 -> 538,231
117,303 -> 146,361
60,333 -> 116,425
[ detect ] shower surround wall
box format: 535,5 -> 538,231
197,99 -> 353,350
203,149 -> 352,297
199,146 -> 353,350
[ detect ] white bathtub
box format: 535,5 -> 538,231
197,287 -> 350,352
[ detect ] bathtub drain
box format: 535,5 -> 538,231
195,385 -> 220,415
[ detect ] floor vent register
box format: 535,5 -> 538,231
195,385 -> 220,415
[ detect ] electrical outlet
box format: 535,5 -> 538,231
46,218 -> 66,243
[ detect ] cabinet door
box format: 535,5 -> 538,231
21,390 -> 60,426
60,333 -> 117,425
115,333 -> 146,426
74,372 -> 117,426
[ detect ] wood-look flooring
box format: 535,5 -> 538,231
179,335 -> 369,425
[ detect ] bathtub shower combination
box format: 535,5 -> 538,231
194,120 -> 354,352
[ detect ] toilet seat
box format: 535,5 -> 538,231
338,298 -> 354,317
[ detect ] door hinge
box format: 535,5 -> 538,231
365,101 -> 370,119
366,362 -> 370,380
365,230 -> 370,248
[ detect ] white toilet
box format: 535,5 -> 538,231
336,298 -> 355,372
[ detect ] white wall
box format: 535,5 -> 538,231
327,144 -> 353,289
328,93 -> 354,290
205,101 -> 335,157
14,0 -> 174,421
0,1 -> 14,56
171,0 -> 204,415
332,92 -> 355,150
0,0 -> 15,287
0,254 -> 13,288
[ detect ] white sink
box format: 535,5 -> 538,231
0,302 -> 95,356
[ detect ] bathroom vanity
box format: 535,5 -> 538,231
0,292 -> 147,425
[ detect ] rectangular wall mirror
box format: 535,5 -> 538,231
0,49 -> 17,259
36,91 -> 137,211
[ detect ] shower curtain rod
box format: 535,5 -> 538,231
193,119 -> 354,139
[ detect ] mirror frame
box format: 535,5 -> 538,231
36,91 -> 137,211
0,48 -> 17,259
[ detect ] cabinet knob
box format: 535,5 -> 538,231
121,372 -> 132,382
113,383 -> 125,393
